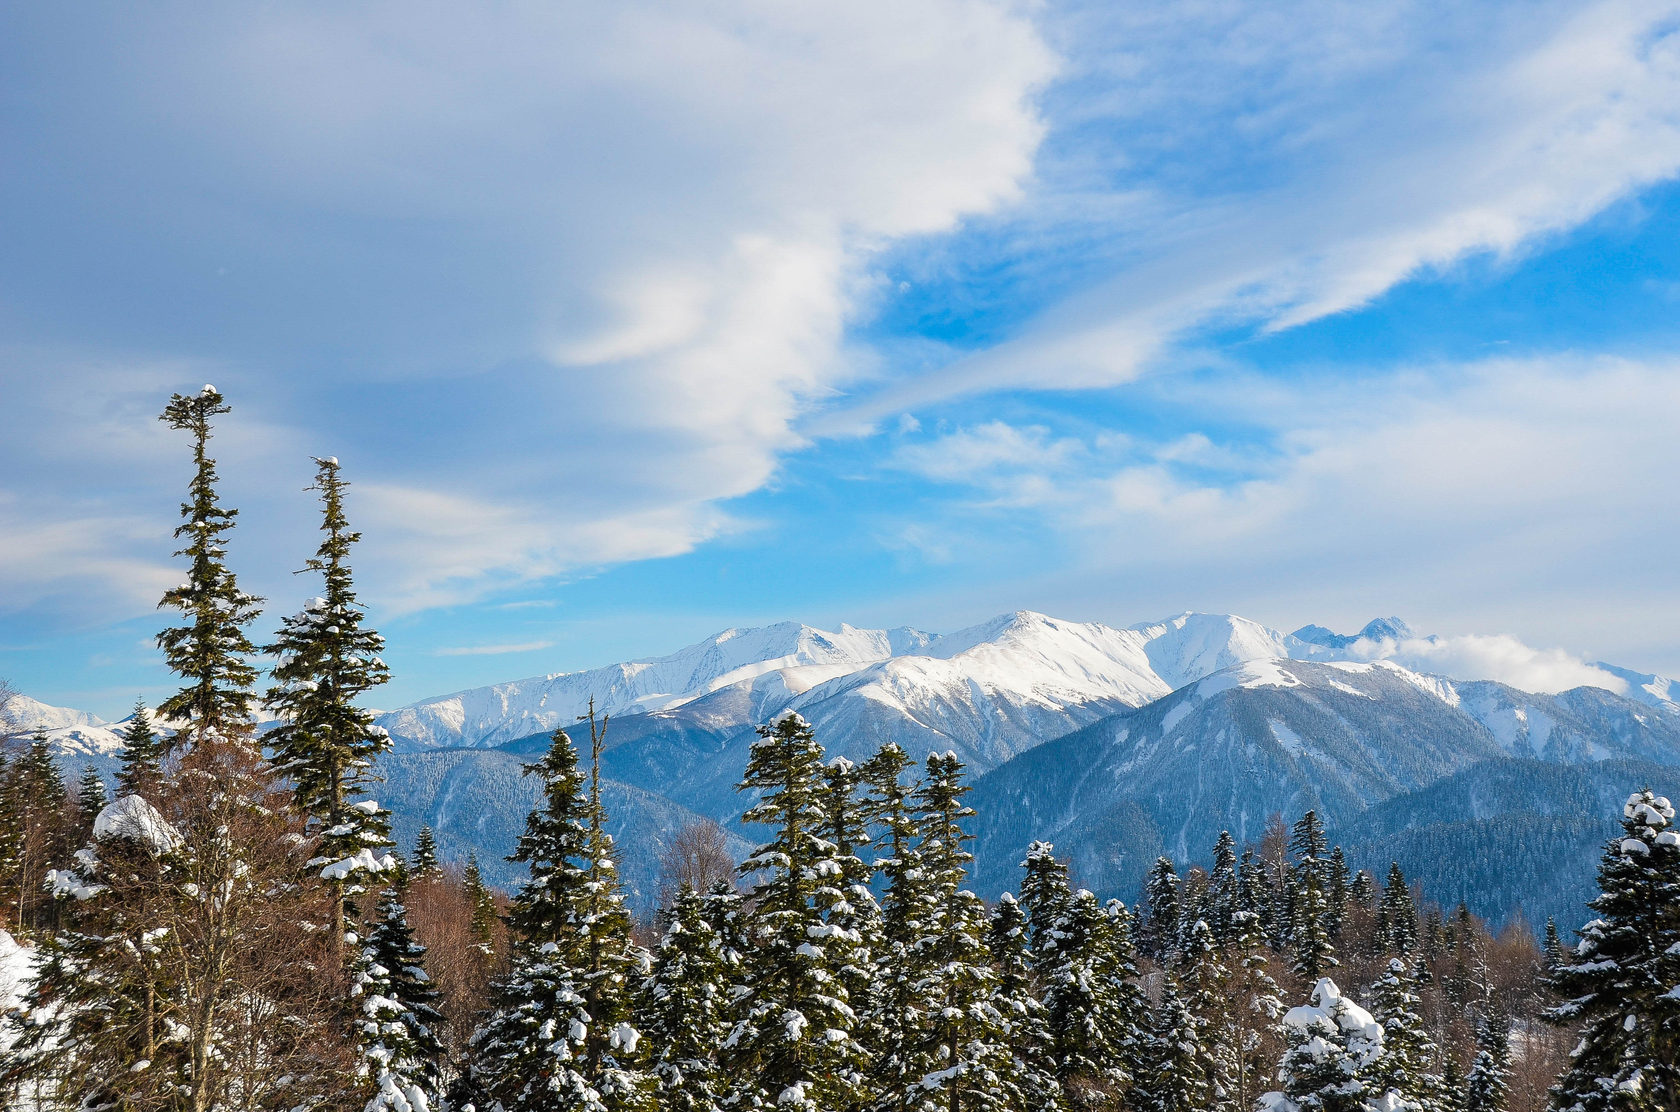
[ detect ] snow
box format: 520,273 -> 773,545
94,796 -> 183,854
0,931 -> 35,1054
321,849 -> 398,881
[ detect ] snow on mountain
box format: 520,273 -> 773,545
5,695 -> 127,765
376,621 -> 934,749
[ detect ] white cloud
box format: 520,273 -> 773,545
1349,634 -> 1631,695
0,1 -> 1055,614
833,0 -> 1680,422
433,641 -> 556,658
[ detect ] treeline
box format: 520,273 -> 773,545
0,388 -> 1675,1112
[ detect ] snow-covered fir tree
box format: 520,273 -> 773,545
155,386 -> 263,750
1041,888 -> 1143,1110
1144,856 -> 1182,962
1546,790 -> 1680,1110
265,455 -> 395,947
1225,907 -> 1285,1112
722,714 -> 867,1112
818,753 -> 883,1073
896,751 -> 1016,1112
640,884 -> 731,1112
74,766 -> 106,844
467,713 -> 655,1112
1209,830 -> 1239,945
1377,863 -> 1419,956
984,892 -> 1059,1112
1137,980 -> 1213,1112
1368,958 -> 1443,1112
1462,1007 -> 1510,1112
1261,978 -> 1387,1112
464,852 -> 497,954
354,882 -> 446,1112
115,698 -> 165,795
1017,840 -> 1072,964
413,826 -> 440,878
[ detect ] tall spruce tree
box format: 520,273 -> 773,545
818,754 -> 883,1074
468,714 -> 654,1112
1226,907 -> 1284,1112
115,699 -> 165,795
464,852 -> 497,954
1018,841 -> 1072,964
1462,1008 -> 1510,1112
1209,830 -> 1240,945
1144,856 -> 1182,962
1137,980 -> 1212,1112
1369,958 -> 1444,1112
641,884 -> 731,1112
74,766 -> 106,845
354,883 -> 446,1112
1546,790 -> 1680,1111
1377,862 -> 1419,956
265,456 -> 394,947
1040,888 -> 1142,1110
985,893 -> 1059,1112
898,751 -> 1016,1112
1264,978 -> 1384,1112
413,825 -> 440,878
722,714 -> 867,1112
156,386 -> 263,749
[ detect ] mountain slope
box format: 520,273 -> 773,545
966,658 -> 1680,903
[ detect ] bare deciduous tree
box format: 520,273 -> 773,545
657,818 -> 737,912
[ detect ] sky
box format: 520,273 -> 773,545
5,0 -> 1680,720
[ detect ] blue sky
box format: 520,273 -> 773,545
5,1 -> 1680,719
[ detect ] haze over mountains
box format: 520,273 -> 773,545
14,609 -> 1680,926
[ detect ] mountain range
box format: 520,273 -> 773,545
13,610 -> 1680,926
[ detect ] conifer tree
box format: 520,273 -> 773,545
1175,918 -> 1236,1111
1546,790 -> 1680,1110
1137,981 -> 1212,1112
1144,856 -> 1182,963
1209,830 -> 1239,945
1368,958 -> 1443,1112
464,853 -> 497,954
1226,908 -> 1284,1112
1377,862 -> 1419,956
1018,841 -> 1072,964
1264,978 -> 1384,1112
722,714 -> 866,1112
115,699 -> 165,795
897,751 -> 1016,1112
1040,888 -> 1142,1110
354,883 -> 446,1112
1543,916 -> 1566,973
413,825 -> 441,878
75,766 -> 106,845
0,736 -> 70,931
985,893 -> 1059,1112
1462,1008 -> 1510,1112
641,884 -> 730,1112
468,714 -> 654,1112
819,754 -> 883,1065
1325,847 -> 1351,937
156,386 -> 263,749
1291,867 -> 1338,980
266,455 -> 395,946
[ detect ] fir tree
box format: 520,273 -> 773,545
464,852 -> 497,954
413,825 -> 441,878
1137,980 -> 1212,1112
641,884 -> 731,1112
1291,866 -> 1338,980
1040,889 -> 1142,1110
1368,958 -> 1444,1112
115,699 -> 165,795
74,766 -> 106,845
155,386 -> 263,749
0,736 -> 70,932
1543,915 -> 1566,973
985,893 -> 1059,1112
354,883 -> 446,1112
1209,830 -> 1239,945
1264,978 -> 1384,1112
1018,841 -> 1072,964
899,751 -> 1016,1112
1377,862 -> 1419,956
722,714 -> 866,1112
468,713 -> 654,1112
1226,908 -> 1284,1112
819,754 -> 883,1072
266,455 -> 395,945
1325,847 -> 1351,938
1144,856 -> 1182,963
1462,1008 -> 1510,1112
1546,790 -> 1680,1110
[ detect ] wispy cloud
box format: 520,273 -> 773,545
433,641 -> 555,658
